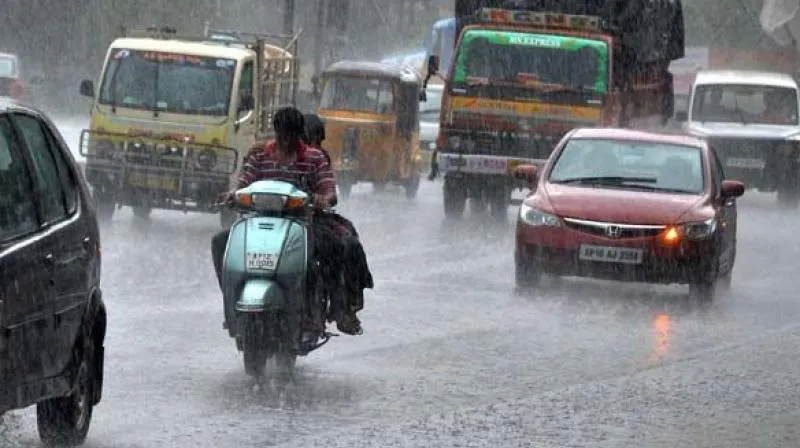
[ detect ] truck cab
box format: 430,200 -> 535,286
425,1 -> 684,220
78,26 -> 299,225
678,69 -> 800,207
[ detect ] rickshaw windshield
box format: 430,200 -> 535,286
319,75 -> 394,114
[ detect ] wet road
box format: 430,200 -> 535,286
2,120 -> 800,447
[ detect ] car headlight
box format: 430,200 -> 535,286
428,141 -> 436,150
681,218 -> 717,239
519,203 -> 561,227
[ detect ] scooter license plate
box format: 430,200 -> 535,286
246,252 -> 278,270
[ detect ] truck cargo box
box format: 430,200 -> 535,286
454,0 -> 684,63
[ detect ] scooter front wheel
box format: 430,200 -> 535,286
241,318 -> 268,377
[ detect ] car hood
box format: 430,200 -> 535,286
420,121 -> 439,142
685,121 -> 800,139
540,183 -> 706,224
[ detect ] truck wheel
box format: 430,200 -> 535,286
489,188 -> 508,221
777,184 -> 800,209
132,205 -> 152,220
37,335 -> 95,446
93,191 -> 115,222
443,175 -> 467,219
404,174 -> 421,199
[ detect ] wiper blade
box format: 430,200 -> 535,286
556,176 -> 658,185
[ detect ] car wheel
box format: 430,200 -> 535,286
36,336 -> 95,447
515,254 -> 541,293
689,258 -> 720,303
443,175 -> 467,219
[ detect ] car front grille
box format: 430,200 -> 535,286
563,217 -> 666,239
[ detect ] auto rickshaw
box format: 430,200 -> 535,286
316,60 -> 423,198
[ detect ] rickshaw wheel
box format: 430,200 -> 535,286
404,175 -> 421,199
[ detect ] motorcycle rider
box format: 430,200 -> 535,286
211,106 -> 367,335
302,113 -> 374,319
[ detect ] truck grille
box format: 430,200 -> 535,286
444,130 -> 567,160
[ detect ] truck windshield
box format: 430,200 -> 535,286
452,30 -> 608,93
691,84 -> 799,125
319,76 -> 394,114
98,48 -> 236,117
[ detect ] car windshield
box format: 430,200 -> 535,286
548,138 -> 705,194
420,87 -> 442,123
451,30 -> 609,93
98,48 -> 236,116
319,76 -> 394,114
0,56 -> 17,78
691,84 -> 799,125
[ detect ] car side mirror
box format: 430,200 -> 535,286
514,164 -> 538,186
427,55 -> 439,77
674,110 -> 688,122
418,90 -> 427,102
79,79 -> 94,98
721,179 -> 745,199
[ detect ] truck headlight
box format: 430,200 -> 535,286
519,203 -> 561,227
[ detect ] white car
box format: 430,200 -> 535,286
420,83 -> 443,153
677,69 -> 800,207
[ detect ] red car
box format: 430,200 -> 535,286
513,127 -> 745,301
0,52 -> 25,101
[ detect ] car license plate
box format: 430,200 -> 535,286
726,158 -> 765,169
579,244 -> 643,265
127,173 -> 177,190
246,252 -> 278,270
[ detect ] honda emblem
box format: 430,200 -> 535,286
605,225 -> 622,238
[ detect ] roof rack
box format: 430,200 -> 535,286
117,26 -> 206,42
116,25 -> 303,52
203,25 -> 303,52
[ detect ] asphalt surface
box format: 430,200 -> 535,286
2,119 -> 799,447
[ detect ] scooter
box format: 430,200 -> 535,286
220,179 -> 336,378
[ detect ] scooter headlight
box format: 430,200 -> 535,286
237,193 -> 306,211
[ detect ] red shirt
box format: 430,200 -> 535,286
237,140 -> 337,200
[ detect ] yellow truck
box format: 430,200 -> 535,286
78,26 -> 300,225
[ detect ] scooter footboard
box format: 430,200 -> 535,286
236,279 -> 285,312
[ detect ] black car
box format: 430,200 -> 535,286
0,99 -> 106,446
